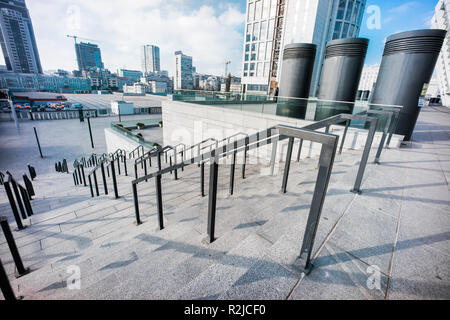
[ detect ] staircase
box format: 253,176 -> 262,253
0,135 -> 390,300
0,109 -> 402,300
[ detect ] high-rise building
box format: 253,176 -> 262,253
431,0 -> 450,107
174,50 -> 193,90
357,64 -> 379,100
241,0 -> 366,96
0,0 -> 43,74
118,69 -> 143,82
75,42 -> 104,72
141,45 -> 160,74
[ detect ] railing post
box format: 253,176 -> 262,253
200,161 -> 205,197
116,155 -> 121,175
295,136 -> 338,274
374,112 -> 393,164
157,151 -> 162,171
181,151 -> 184,172
9,177 -> 27,220
207,155 -> 219,243
73,172 -> 77,186
81,165 -> 86,186
144,159 -> 148,182
242,140 -> 248,179
386,111 -> 400,147
23,174 -> 34,199
100,162 -> 108,195
134,163 -> 138,179
0,217 -> 29,277
77,166 -> 82,186
27,164 -> 36,180
352,118 -> 377,194
229,151 -> 236,195
33,127 -> 43,158
110,160 -> 119,199
296,139 -> 303,162
281,137 -> 294,193
19,186 -> 33,217
169,156 -> 173,174
62,159 -> 68,173
270,138 -> 278,176
123,155 -> 128,176
132,183 -> 141,225
88,175 -> 94,197
155,174 -> 164,230
0,258 -> 17,300
173,150 -> 178,180
339,120 -> 350,154
93,171 -> 99,196
74,171 -> 79,185
3,181 -> 24,230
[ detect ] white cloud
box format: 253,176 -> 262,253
388,1 -> 420,15
20,0 -> 245,76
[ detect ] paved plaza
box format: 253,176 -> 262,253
0,106 -> 448,300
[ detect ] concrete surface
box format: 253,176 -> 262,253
0,105 -> 448,300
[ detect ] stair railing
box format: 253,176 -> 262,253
129,108 -> 404,274
87,148 -> 127,199
3,172 -> 34,230
129,145 -> 145,159
131,124 -> 340,274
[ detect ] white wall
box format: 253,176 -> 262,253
105,128 -> 152,155
162,100 -> 403,167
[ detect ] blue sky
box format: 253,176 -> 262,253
4,0 -> 439,76
360,0 -> 438,65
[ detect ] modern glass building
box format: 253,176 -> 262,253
0,70 -> 91,92
118,69 -> 143,82
431,0 -> 450,107
174,50 -> 193,90
241,0 -> 366,96
0,0 -> 43,74
141,45 -> 160,75
75,42 -> 104,72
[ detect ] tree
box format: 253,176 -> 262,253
225,73 -> 232,92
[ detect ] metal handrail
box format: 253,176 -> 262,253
131,123 -> 342,275
3,172 -> 34,230
128,109 -> 403,274
129,145 -> 145,159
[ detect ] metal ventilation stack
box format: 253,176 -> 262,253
370,29 -> 446,140
277,43 -> 317,119
315,38 -> 369,120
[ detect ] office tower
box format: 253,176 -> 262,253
0,0 -> 42,73
118,69 -> 143,82
241,0 -> 366,96
141,45 -> 160,74
357,64 -> 379,100
431,0 -> 450,107
75,42 -> 104,72
174,50 -> 193,90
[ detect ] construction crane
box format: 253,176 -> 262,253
224,61 -> 231,77
66,35 -> 100,45
66,35 -> 100,73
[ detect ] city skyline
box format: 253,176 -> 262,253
0,0 -> 439,78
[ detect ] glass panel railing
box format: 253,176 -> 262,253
171,90 -> 403,132
110,119 -> 161,149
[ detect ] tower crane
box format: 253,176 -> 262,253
224,61 -> 231,77
66,35 -> 100,45
66,35 -> 100,73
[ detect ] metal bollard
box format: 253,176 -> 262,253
0,258 -> 17,300
0,217 -> 30,277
